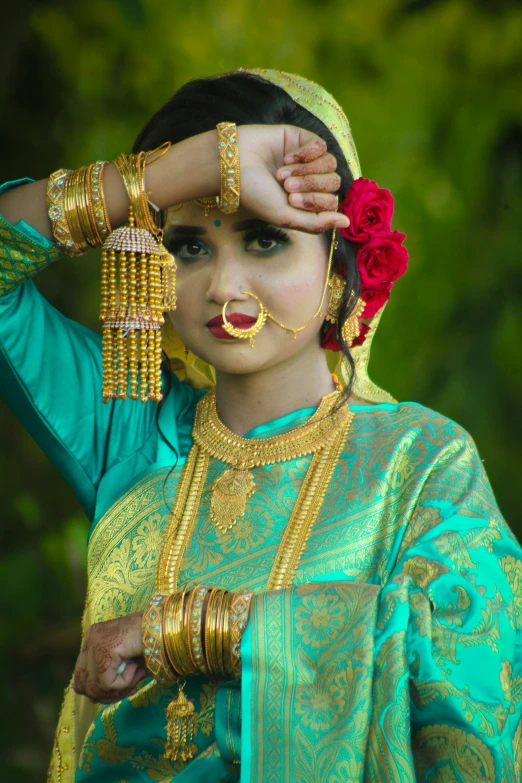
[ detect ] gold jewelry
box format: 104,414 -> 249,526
187,585 -> 208,675
325,268 -> 344,325
195,197 -> 219,216
217,122 -> 240,214
142,593 -> 177,684
341,297 -> 365,348
47,169 -> 80,256
266,228 -> 337,337
101,143 -> 175,404
88,161 -> 111,243
155,389 -> 353,759
222,228 -> 337,346
165,679 -> 198,762
194,386 -> 350,537
162,592 -> 184,676
221,291 -> 267,347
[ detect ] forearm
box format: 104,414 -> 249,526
0,129 -> 220,243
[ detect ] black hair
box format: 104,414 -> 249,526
132,72 -> 360,462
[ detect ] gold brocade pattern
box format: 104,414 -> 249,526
412,724 -> 496,782
0,213 -> 60,296
47,403 -> 521,781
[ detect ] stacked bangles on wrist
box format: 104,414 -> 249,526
45,122 -> 241,404
142,586 -> 252,683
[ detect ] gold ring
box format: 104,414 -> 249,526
221,292 -> 267,347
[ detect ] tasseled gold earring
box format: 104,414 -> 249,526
100,205 -> 176,403
341,297 -> 365,347
325,271 -> 365,348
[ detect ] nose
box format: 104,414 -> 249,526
205,254 -> 250,307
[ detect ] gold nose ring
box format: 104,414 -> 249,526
221,292 -> 267,347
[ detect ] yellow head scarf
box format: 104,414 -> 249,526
162,69 -> 396,403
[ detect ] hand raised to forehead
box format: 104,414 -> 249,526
238,125 -> 349,235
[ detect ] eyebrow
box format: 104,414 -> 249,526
165,218 -> 272,238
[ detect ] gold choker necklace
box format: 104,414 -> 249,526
193,389 -> 349,533
157,389 -> 354,595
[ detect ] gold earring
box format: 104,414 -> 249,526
341,297 -> 365,347
325,271 -> 345,324
221,292 -> 267,347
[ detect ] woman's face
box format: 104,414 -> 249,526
164,201 -> 331,376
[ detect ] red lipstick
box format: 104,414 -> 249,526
206,312 -> 257,339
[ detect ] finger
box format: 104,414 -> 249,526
277,153 -> 337,181
288,192 -> 341,213
279,209 -> 349,235
284,173 -> 341,195
73,637 -> 90,694
284,136 -> 327,166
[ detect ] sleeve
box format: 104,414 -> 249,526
0,180 -> 150,521
389,432 -> 522,782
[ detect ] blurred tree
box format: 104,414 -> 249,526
1,0 -> 521,779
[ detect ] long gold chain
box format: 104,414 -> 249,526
156,389 -> 353,592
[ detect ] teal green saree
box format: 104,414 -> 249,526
1,192 -> 521,782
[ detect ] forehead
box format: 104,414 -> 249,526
164,200 -> 258,230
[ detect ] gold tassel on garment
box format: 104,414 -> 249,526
100,206 -> 176,403
165,681 -> 198,762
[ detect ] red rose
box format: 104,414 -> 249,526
360,285 -> 392,319
339,178 -> 394,242
356,230 -> 408,288
321,323 -> 341,352
350,322 -> 370,348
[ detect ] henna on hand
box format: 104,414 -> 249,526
73,612 -> 146,703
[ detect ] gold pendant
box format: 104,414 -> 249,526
210,468 -> 255,533
165,681 -> 198,762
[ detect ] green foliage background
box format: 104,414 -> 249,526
1,0 -> 521,779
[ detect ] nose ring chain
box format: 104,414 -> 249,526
220,228 -> 337,345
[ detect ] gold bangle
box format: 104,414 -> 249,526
65,167 -> 91,253
222,592 -> 232,676
89,160 -> 111,242
187,585 -> 208,675
217,122 -> 240,214
204,588 -> 219,676
142,593 -> 177,684
165,588 -> 197,676
77,165 -> 97,249
113,145 -> 169,237
216,590 -> 228,675
162,593 -> 183,677
47,168 -> 82,256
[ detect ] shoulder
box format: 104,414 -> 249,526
349,399 -> 478,459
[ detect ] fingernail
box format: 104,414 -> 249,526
291,193 -> 304,206
287,178 -> 300,191
335,218 -> 349,228
278,169 -> 291,180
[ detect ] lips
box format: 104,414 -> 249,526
206,312 -> 257,328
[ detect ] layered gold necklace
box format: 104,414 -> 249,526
157,388 -> 354,594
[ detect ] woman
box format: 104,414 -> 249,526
0,69 -> 520,783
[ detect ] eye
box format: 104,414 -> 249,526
246,236 -> 279,252
244,227 -> 290,254
170,239 -> 208,261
